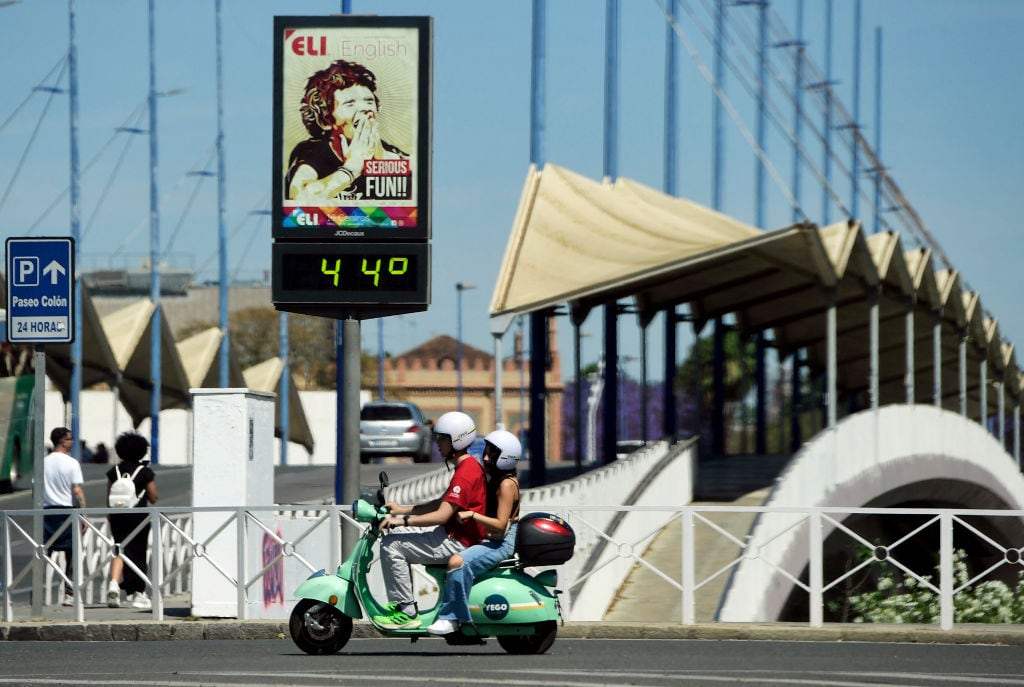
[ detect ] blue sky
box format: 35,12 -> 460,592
1,1 -> 1021,384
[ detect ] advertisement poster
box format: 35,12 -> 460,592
275,17 -> 430,239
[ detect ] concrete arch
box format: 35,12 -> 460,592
719,405 -> 1024,622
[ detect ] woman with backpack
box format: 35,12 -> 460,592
105,431 -> 158,609
427,429 -> 522,635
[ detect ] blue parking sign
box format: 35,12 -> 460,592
5,237 -> 75,344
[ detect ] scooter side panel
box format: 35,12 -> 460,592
293,570 -> 363,619
467,569 -> 559,625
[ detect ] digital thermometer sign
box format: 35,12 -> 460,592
271,15 -> 433,320
272,242 -> 429,308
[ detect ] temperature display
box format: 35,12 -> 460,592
272,242 -> 429,306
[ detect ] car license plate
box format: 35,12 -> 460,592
368,439 -> 398,448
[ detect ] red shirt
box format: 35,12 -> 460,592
443,455 -> 487,547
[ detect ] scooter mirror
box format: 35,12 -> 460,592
375,473 -> 389,507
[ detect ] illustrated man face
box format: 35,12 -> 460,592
333,84 -> 378,140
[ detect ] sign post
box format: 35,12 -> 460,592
271,16 -> 433,557
5,236 -> 75,619
271,15 -> 433,321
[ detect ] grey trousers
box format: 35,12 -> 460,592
380,526 -> 466,606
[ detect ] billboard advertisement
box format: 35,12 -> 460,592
273,16 -> 432,241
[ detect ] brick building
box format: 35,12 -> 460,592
380,319 -> 564,462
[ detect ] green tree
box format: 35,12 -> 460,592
675,329 -> 755,408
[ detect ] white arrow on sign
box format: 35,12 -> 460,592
42,259 -> 66,285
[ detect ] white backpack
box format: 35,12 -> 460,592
108,465 -> 144,508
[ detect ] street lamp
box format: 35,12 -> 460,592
456,282 -> 476,411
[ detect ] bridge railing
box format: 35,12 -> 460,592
5,502 -> 1024,630
718,405 -> 1024,625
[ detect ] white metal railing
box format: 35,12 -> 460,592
718,405 -> 1024,624
5,502 -> 1024,630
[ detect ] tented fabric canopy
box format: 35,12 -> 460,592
489,163 -> 761,318
1,277 -> 118,391
489,164 -> 1022,418
3,276 -> 318,446
243,357 -> 315,455
101,299 -> 192,426
176,327 -> 247,389
45,281 -> 121,397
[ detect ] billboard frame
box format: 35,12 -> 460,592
272,15 -> 433,242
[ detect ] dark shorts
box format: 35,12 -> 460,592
43,506 -> 74,552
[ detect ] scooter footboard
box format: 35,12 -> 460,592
293,569 -> 363,619
468,569 -> 559,625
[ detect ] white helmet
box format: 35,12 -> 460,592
433,411 -> 477,451
484,429 -> 521,471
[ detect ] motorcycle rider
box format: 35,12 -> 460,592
374,411 -> 487,628
427,428 -> 522,635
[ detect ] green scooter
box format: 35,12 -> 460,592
289,472 -> 575,655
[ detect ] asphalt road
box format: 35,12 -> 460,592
1,637 -> 1023,686
0,461 -> 442,510
0,457 -> 591,510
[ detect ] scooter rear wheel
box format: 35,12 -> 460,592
496,620 -> 557,655
289,598 -> 353,655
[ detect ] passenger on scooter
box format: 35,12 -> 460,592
374,411 -> 487,628
427,429 -> 522,636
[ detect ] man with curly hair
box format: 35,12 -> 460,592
286,59 -> 408,202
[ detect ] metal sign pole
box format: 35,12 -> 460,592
6,237 -> 74,617
31,345 -> 45,620
341,317 -> 361,562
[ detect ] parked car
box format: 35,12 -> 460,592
359,401 -> 434,464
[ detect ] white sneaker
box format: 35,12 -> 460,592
130,592 -> 152,609
107,581 -> 120,608
426,618 -> 460,635
61,593 -> 74,607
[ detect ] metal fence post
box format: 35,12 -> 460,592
2,511 -> 11,622
237,507 -> 247,619
940,510 -> 953,630
72,510 -> 83,622
330,506 -> 341,571
151,510 -> 163,620
809,510 -> 823,627
682,508 -> 695,624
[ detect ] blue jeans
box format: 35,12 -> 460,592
437,523 -> 517,623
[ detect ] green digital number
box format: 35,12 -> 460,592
321,258 -> 341,286
362,258 -> 382,286
389,257 -> 409,275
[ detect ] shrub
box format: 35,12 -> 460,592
846,549 -> 1024,624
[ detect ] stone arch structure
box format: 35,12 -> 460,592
718,404 -> 1024,622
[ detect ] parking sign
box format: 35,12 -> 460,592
5,237 -> 75,344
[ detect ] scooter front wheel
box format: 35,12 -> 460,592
289,598 -> 353,655
496,620 -> 557,655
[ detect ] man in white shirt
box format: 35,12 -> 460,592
43,426 -> 86,606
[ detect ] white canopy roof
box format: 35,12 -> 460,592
489,164 -> 1022,414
